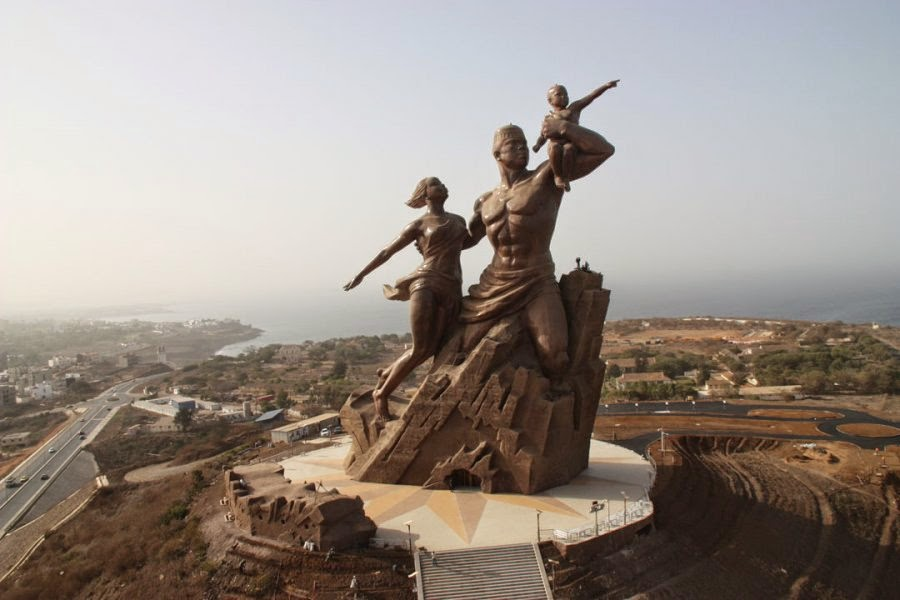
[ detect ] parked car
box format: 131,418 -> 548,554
320,427 -> 331,437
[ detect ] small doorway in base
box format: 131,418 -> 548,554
446,469 -> 482,491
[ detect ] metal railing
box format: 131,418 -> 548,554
550,499 -> 654,543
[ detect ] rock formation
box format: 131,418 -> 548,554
341,270 -> 609,494
224,463 -> 376,550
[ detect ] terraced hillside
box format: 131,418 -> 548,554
549,436 -> 899,599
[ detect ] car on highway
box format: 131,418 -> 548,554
19,476 -> 29,483
48,447 -> 56,454
4,478 -> 18,488
41,474 -> 50,481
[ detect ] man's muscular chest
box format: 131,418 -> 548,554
481,180 -> 550,226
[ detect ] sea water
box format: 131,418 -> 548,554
17,277 -> 899,357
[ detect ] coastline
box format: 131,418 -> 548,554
164,326 -> 264,366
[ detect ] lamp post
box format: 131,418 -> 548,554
404,520 -> 413,557
590,500 -> 604,536
536,509 -> 543,541
621,492 -> 629,524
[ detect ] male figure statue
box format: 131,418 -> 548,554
461,108 -> 616,380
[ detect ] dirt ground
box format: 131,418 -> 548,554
837,423 -> 900,437
547,435 -> 899,599
2,393 -> 898,598
748,409 -> 843,419
595,413 -> 827,440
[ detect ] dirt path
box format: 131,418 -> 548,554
124,455 -> 219,483
858,485 -> 898,600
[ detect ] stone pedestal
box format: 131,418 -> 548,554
340,270 -> 610,494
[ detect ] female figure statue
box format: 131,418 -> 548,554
344,177 -> 471,420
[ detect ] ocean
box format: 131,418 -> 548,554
76,276 -> 900,358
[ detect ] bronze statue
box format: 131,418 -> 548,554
461,92 -> 617,381
340,83 -> 619,494
532,80 -> 619,191
344,177 -> 471,420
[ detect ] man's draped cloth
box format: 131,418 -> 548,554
460,261 -> 559,324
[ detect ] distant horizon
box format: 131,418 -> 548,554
3,3 -> 899,316
3,269 -> 898,340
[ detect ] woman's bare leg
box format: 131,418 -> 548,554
372,289 -> 441,419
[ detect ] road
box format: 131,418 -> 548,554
0,379 -> 147,537
598,399 -> 900,454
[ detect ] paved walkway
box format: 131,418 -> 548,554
280,438 -> 653,551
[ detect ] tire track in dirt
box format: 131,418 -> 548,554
858,485 -> 898,600
786,469 -> 835,599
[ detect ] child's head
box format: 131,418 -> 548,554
547,85 -> 569,109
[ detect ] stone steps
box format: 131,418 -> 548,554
416,542 -> 551,599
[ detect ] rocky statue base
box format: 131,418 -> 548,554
225,464 -> 376,550
340,270 -> 609,495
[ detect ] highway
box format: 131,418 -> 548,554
0,380 -> 143,537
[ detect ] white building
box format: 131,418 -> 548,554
270,412 -> 340,444
30,382 -> 54,400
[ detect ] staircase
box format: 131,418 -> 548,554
415,542 -> 552,599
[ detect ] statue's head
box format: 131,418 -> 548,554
407,177 -> 447,208
492,124 -> 525,155
492,124 -> 528,169
547,84 -> 569,108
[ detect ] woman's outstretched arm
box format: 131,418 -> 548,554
343,221 -> 419,291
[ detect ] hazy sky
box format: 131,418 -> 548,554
2,1 -> 899,316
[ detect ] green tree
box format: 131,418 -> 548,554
329,358 -> 348,379
799,370 -> 828,394
276,390 -> 292,409
174,407 -> 195,432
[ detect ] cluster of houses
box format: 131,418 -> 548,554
604,355 -> 800,400
0,357 -> 91,405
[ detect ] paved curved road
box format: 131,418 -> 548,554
0,375 -> 162,537
598,400 -> 900,454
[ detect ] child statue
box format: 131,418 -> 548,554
532,79 -> 619,191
